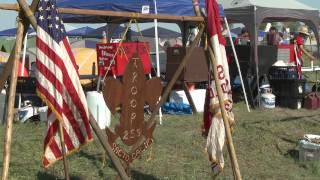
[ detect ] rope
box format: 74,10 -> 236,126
102,19 -> 157,81
132,19 -> 157,76
102,19 -> 134,81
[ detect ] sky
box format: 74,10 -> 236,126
0,0 -> 318,32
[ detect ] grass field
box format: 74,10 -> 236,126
1,102 -> 320,179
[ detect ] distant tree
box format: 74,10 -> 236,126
283,22 -> 304,32
1,45 -> 6,52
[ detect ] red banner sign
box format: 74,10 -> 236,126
96,42 -> 152,76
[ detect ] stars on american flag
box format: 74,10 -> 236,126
36,0 -> 66,42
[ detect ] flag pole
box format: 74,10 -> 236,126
145,24 -> 205,128
1,1 -> 41,179
193,0 -> 241,178
207,46 -> 242,179
88,112 -> 130,180
58,121 -> 70,180
0,0 -> 39,91
1,12 -> 25,180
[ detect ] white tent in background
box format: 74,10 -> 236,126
219,0 -> 315,9
218,0 -> 320,107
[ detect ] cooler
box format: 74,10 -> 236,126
277,45 -> 295,63
269,67 -> 306,109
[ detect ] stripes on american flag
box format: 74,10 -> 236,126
35,0 -> 93,168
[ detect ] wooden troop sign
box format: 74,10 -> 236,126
103,53 -> 162,164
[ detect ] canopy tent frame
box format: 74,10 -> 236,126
223,5 -> 320,106
0,1 -> 245,179
0,1 -> 130,179
0,1 -> 207,179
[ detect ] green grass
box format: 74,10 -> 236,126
1,102 -> 320,179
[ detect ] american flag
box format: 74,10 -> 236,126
35,0 -> 93,167
205,0 -> 234,175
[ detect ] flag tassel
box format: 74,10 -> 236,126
58,121 -> 70,180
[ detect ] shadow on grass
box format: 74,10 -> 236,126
78,150 -> 112,177
255,126 -> 297,144
247,114 -> 320,125
37,171 -> 56,180
279,115 -> 320,124
37,171 -> 87,180
285,149 -> 299,161
130,170 -> 159,180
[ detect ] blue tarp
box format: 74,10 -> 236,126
0,28 -> 35,37
162,102 -> 192,115
66,26 -> 95,36
57,0 -> 224,23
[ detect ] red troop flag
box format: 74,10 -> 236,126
204,0 -> 235,175
35,0 -> 93,167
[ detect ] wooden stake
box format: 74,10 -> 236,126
131,22 -> 204,154
0,49 -> 16,91
0,3 -> 19,11
1,2 -> 39,179
0,0 -> 39,93
191,2 -> 241,178
8,2 -> 129,178
182,82 -> 198,113
0,1 -> 200,179
207,46 -> 242,180
17,0 -> 37,29
145,24 -> 205,129
1,13 -> 25,180
89,112 -> 129,180
58,121 -> 70,180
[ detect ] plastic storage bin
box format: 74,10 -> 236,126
299,134 -> 320,161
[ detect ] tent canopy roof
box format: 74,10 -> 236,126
139,26 -> 181,38
217,0 -> 320,78
0,27 -> 35,37
219,0 -> 316,10
66,26 -> 95,36
57,0 -> 225,23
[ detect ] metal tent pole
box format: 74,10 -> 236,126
153,0 -> 163,125
224,17 -> 250,112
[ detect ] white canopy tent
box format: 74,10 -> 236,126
218,0 -> 320,106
